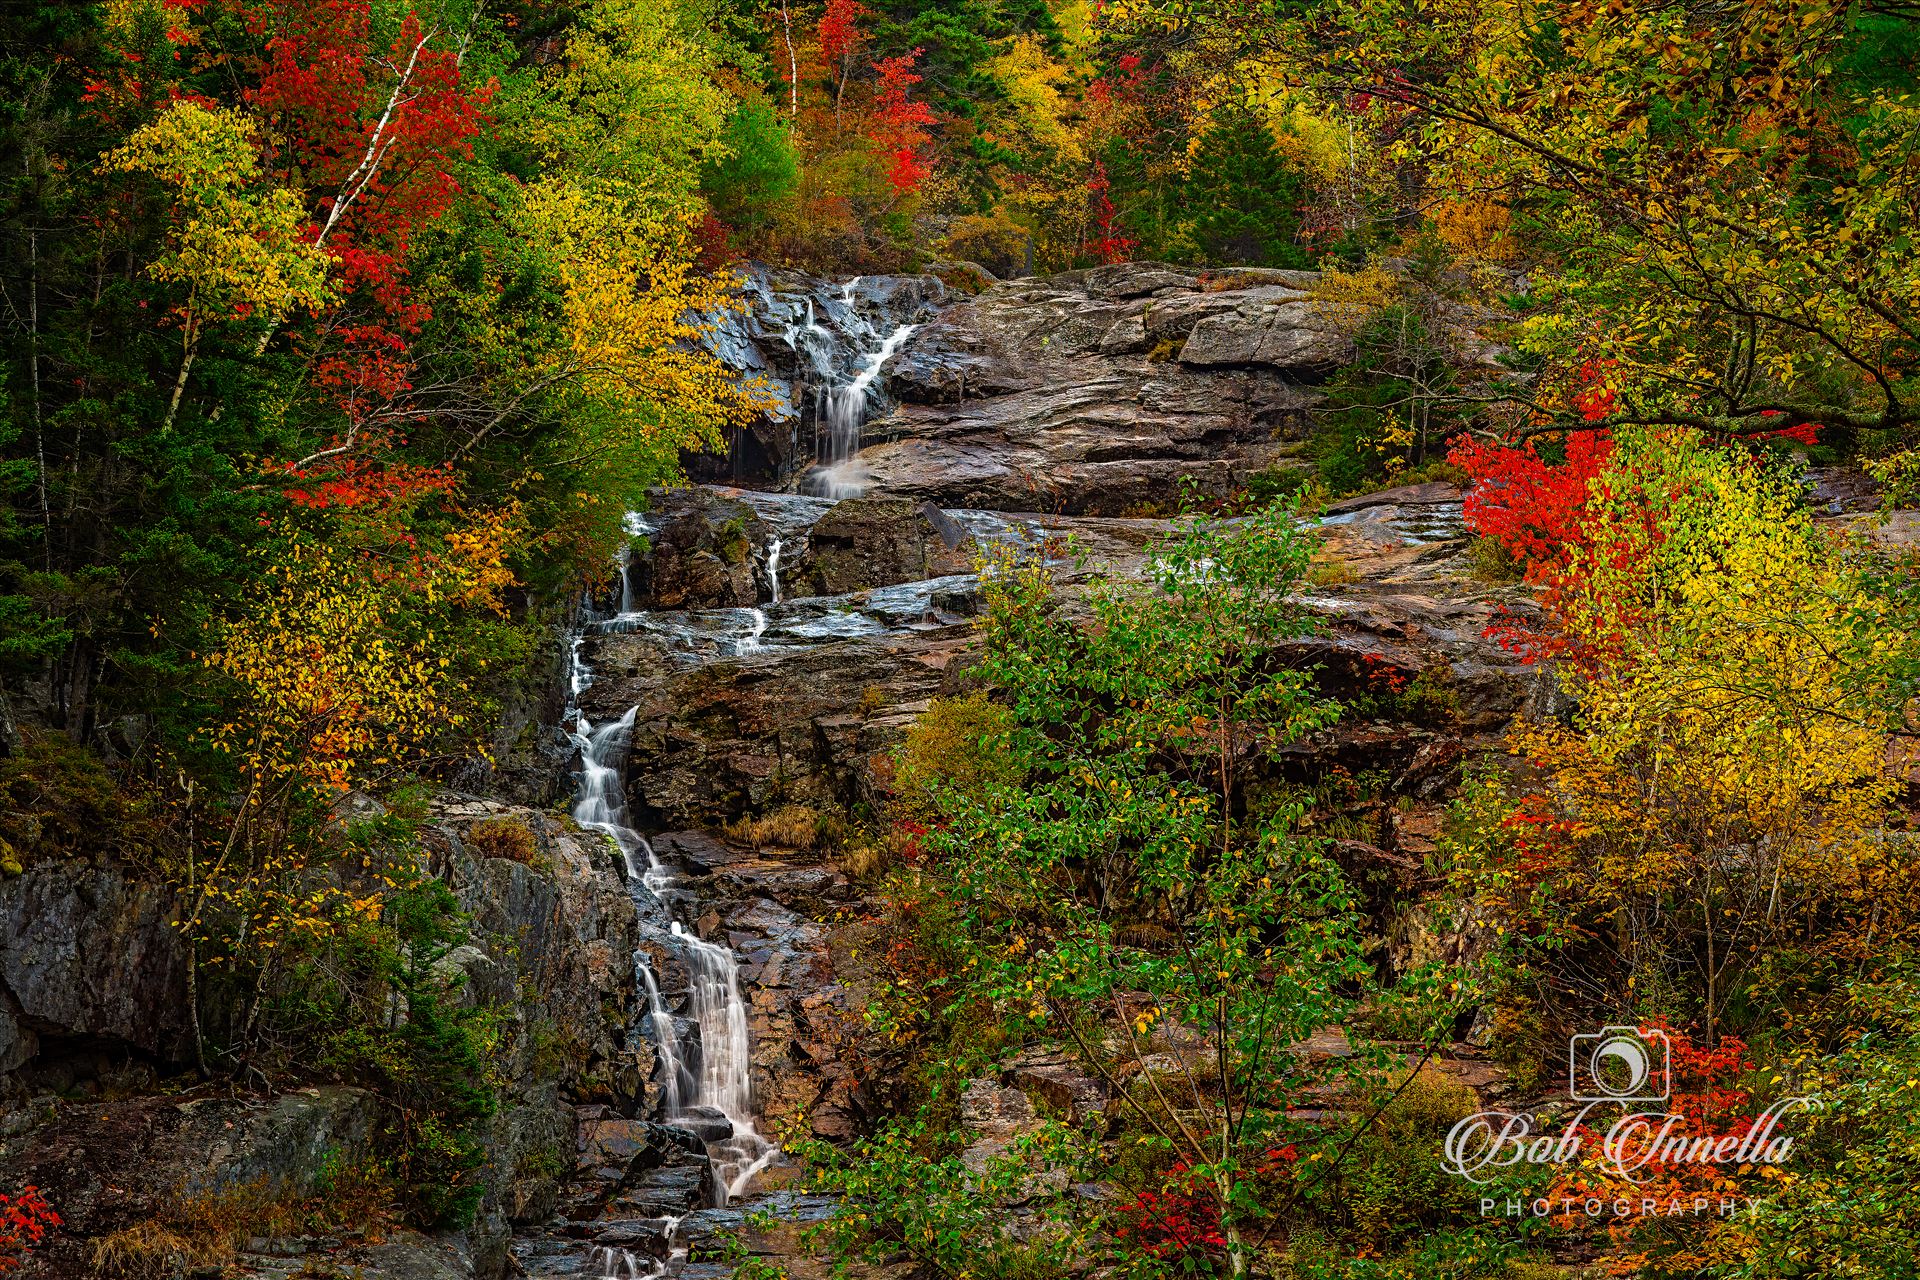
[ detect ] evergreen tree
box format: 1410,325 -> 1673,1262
1184,104 -> 1308,267
701,96 -> 800,240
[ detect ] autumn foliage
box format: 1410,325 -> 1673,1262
869,50 -> 936,195
0,1189 -> 59,1274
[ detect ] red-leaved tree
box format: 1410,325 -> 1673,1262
869,49 -> 936,195
244,0 -> 494,467
818,0 -> 867,122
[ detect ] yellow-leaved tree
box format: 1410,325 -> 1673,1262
1506,432 -> 1919,1039
103,101 -> 334,432
178,500 -> 523,1069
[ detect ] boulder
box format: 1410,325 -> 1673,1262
1178,299 -> 1352,370
427,796 -> 650,1114
1002,1046 -> 1108,1126
632,488 -> 771,610
797,496 -> 971,596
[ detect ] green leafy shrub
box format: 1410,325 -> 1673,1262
1307,1065 -> 1482,1249
264,874 -> 499,1229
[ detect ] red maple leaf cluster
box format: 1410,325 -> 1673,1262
818,0 -> 867,69
1085,161 -> 1137,264
246,0 -> 494,427
275,455 -> 455,511
1450,428 -> 1615,575
1112,1160 -> 1226,1259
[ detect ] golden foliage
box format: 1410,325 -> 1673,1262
1511,432 -> 1920,1025
1308,261 -> 1400,335
1428,193 -> 1515,261
202,534 -> 472,793
725,804 -> 836,851
511,184 -> 773,453
892,691 -> 1021,819
103,101 -> 334,327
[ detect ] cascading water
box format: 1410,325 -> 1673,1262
810,321 -> 918,498
672,923 -> 779,1202
570,707 -> 650,882
763,535 -> 783,604
637,961 -> 687,1116
564,599 -> 780,1273
589,1246 -> 648,1280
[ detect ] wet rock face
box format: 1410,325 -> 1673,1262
632,488 -> 770,611
690,271 -> 953,486
842,264 -> 1347,513
584,622 -> 979,828
699,262 -> 1374,512
428,796 -> 650,1115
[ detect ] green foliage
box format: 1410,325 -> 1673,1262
855,503 -> 1477,1270
794,1111 -> 1090,1279
890,690 -> 1021,819
0,731 -> 153,868
1183,105 -> 1309,267
1700,969 -> 1920,1278
1303,1066 -> 1481,1249
259,828 -> 499,1230
1309,305 -> 1466,494
701,95 -> 800,239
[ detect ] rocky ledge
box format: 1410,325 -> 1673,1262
705,262 -> 1509,515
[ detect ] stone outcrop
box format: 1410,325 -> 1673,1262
631,487 -> 770,611
426,796 -> 649,1114
582,618 -> 978,828
852,264 -> 1339,513
695,263 -> 1366,512
0,793 -> 653,1280
0,856 -> 190,1091
0,268 -> 1567,1280
0,1086 -> 383,1277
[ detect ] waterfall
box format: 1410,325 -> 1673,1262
673,923 -> 779,1202
810,321 -> 918,498
570,708 -> 653,883
589,1246 -> 647,1279
764,535 -> 783,605
618,545 -> 634,615
637,958 -> 687,1116
738,608 -> 768,654
564,601 -> 780,1273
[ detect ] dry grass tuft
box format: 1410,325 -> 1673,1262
725,804 -> 837,851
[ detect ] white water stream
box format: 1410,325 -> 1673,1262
566,621 -> 779,1274
810,320 -> 918,498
